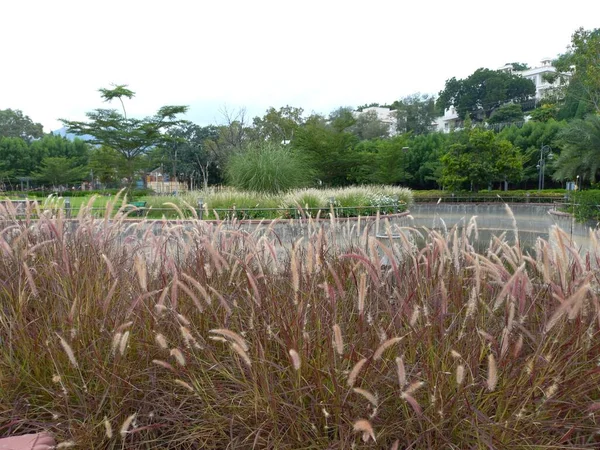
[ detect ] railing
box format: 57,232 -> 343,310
414,195 -> 565,204
0,203 -> 409,221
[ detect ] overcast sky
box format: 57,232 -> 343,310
2,0 -> 599,132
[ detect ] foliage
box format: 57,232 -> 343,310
553,114 -> 600,184
570,189 -> 600,222
391,93 -> 437,135
0,109 -> 44,142
152,122 -> 221,189
498,119 -> 566,188
507,62 -> 530,71
441,127 -> 523,191
528,104 -> 559,122
350,110 -> 390,140
437,68 -> 535,120
555,28 -> 600,114
487,103 -> 524,125
292,114 -> 359,186
32,157 -> 88,186
2,204 -> 600,447
88,145 -> 129,186
250,106 -> 304,143
225,142 -> 313,194
61,85 -> 188,181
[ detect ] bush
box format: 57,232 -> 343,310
225,142 -> 313,194
571,190 -> 600,223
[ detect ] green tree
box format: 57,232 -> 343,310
156,122 -> 221,189
350,110 -> 390,140
89,146 -> 129,186
0,109 -> 44,142
391,93 -> 437,135
437,69 -> 535,121
498,119 -> 566,188
33,157 -> 87,187
529,104 -> 559,122
553,114 -> 600,184
441,127 -> 523,191
61,85 -> 188,183
205,108 -> 250,170
487,103 -> 524,125
292,113 -> 359,186
251,106 -> 304,143
0,137 -> 29,183
508,62 -> 530,71
553,28 -> 600,118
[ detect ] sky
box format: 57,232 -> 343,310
1,0 -> 599,132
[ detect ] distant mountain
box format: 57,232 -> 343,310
51,127 -> 94,141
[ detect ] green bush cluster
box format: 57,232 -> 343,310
571,190 -> 600,222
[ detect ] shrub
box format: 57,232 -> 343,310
571,189 -> 600,222
225,142 -> 313,194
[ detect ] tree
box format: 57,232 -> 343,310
157,122 -> 221,189
0,109 -> 44,142
89,146 -> 129,186
251,106 -> 304,143
498,119 -> 566,188
61,85 -> 188,183
437,69 -> 535,120
553,114 -> 600,184
487,103 -> 524,125
508,62 -> 530,71
391,93 -> 437,135
553,28 -> 600,117
350,110 -> 390,140
205,107 -> 250,170
441,127 -> 523,191
528,104 -> 559,122
33,157 -> 87,187
292,113 -> 359,186
0,137 -> 29,184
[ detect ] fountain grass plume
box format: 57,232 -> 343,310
1,199 -> 600,447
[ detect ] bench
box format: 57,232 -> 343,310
124,201 -> 147,217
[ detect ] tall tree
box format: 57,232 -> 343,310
0,109 -> 44,142
350,110 -> 390,140
553,28 -> 600,117
292,114 -> 359,186
33,157 -> 88,187
441,127 -> 523,191
553,114 -> 600,184
204,107 -> 250,170
157,122 -> 221,189
391,93 -> 437,135
251,106 -> 304,143
61,85 -> 188,183
437,69 -> 535,121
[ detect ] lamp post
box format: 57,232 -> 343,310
537,145 -> 553,191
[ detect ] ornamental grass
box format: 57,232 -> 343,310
1,196 -> 600,448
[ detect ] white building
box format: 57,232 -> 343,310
500,58 -> 567,100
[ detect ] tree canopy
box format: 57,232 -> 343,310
437,69 -> 535,120
391,93 -> 437,135
61,85 -> 188,181
0,109 -> 44,142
